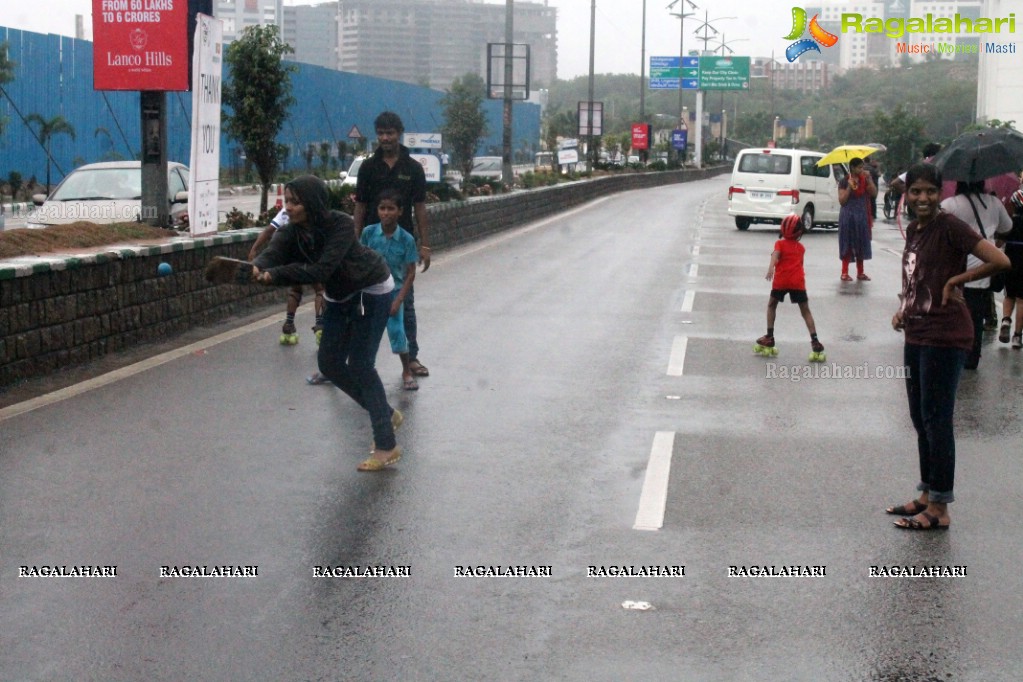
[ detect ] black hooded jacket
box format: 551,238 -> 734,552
253,175 -> 391,300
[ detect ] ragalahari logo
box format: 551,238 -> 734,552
784,7 -> 839,61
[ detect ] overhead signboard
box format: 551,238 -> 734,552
682,56 -> 700,90
698,56 -> 750,91
92,0 -> 190,90
649,55 -> 679,90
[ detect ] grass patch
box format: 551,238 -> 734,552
0,222 -> 177,259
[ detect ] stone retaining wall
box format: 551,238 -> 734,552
0,168 -> 727,388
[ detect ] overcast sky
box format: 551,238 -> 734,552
1,0 -> 789,79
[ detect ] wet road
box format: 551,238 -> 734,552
3,177 -> 1023,680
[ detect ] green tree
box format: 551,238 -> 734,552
440,73 -> 489,179
867,104 -> 926,176
222,25 -> 296,214
25,114 -> 76,190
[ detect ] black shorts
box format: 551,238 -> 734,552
770,289 -> 808,304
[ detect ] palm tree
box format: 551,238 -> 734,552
25,114 -> 76,190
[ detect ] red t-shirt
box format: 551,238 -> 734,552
772,239 -> 806,291
900,212 -> 982,350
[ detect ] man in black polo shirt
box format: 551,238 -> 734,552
354,111 -> 432,379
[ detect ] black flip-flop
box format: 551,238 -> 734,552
894,511 -> 949,531
885,500 -> 927,516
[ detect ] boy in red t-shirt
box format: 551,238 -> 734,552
754,214 -> 826,361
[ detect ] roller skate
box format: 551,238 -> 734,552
753,334 -> 777,357
279,320 -> 299,345
312,322 -> 323,346
809,339 -> 826,363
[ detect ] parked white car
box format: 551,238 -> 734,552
727,148 -> 847,231
27,161 -> 190,229
339,156 -> 367,188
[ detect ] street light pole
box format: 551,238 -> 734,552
669,0 -> 698,165
587,0 -> 595,172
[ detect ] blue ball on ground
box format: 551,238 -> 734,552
158,262 -> 172,277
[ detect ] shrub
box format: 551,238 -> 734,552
224,207 -> 255,230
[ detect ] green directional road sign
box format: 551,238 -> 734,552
698,56 -> 750,91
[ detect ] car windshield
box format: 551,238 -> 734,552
738,154 -> 792,175
51,168 -> 142,201
347,159 -> 362,176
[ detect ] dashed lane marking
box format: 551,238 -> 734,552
667,336 -> 688,376
681,290 -> 696,313
633,431 -> 676,531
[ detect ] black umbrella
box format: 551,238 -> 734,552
931,127 -> 1023,182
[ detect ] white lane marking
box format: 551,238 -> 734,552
633,431 -> 676,531
667,336 -> 688,376
0,308 -> 297,423
681,290 -> 696,313
692,244 -> 701,256
882,247 -> 902,257
688,263 -> 699,278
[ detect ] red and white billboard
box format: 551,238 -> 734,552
92,0 -> 189,91
631,123 -> 652,151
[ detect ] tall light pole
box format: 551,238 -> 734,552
640,0 -> 647,123
502,0 -> 514,184
668,0 -> 698,164
714,34 -> 747,161
688,12 -> 735,167
587,0 -> 596,172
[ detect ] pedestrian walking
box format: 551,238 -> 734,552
753,214 -> 825,361
866,156 -> 881,220
359,188 -> 421,390
997,188 -> 1023,349
940,180 -> 1012,369
251,175 -> 404,472
838,157 -> 876,281
354,111 -> 432,379
887,163 -> 1010,530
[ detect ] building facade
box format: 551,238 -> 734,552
975,0 -> 1023,126
215,0 -> 285,44
337,0 -> 557,91
816,0 -> 985,69
282,2 -> 340,71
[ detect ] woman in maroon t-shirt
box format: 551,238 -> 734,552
887,163 -> 1009,531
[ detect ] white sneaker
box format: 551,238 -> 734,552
1013,333 -> 1022,350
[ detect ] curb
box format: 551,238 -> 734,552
0,227 -> 265,281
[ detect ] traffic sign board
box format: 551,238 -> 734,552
650,56 -> 680,90
698,56 -> 750,91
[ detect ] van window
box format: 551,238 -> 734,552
738,153 -> 792,175
800,156 -> 830,178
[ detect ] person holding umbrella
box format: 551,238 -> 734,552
837,157 -> 877,281
887,163 -> 1010,531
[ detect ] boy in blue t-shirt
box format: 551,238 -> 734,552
359,188 -> 421,389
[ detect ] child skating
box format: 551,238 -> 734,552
248,208 -> 325,345
755,214 -> 826,362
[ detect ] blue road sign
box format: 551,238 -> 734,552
672,129 -> 688,151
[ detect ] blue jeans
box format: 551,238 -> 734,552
403,283 -> 419,362
903,343 -> 967,503
318,292 -> 395,451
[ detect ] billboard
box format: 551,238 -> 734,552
93,0 -> 190,90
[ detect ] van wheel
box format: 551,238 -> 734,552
735,217 -> 751,231
801,206 -> 815,232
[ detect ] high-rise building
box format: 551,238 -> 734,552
282,2 -> 340,71
976,0 -> 1023,126
816,0 -> 984,69
337,0 -> 557,91
215,0 -> 285,44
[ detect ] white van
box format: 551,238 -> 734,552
727,148 -> 847,231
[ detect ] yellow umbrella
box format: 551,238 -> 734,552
815,145 -> 881,167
